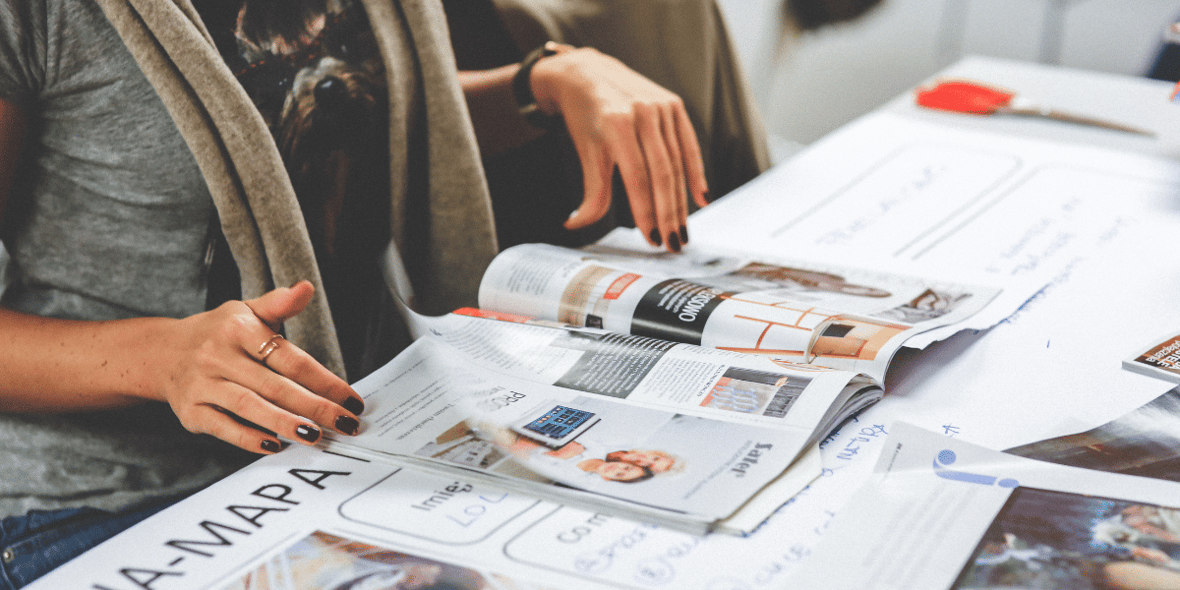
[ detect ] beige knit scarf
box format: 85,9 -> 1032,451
94,0 -> 498,379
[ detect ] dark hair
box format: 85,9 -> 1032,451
237,0 -> 329,48
783,0 -> 885,32
604,461 -> 654,484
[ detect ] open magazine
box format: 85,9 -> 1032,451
476,241 -> 1002,382
320,242 -> 1001,534
325,312 -> 877,534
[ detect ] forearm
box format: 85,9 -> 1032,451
0,307 -> 167,412
458,45 -> 709,252
458,64 -> 545,156
0,283 -> 368,455
0,101 -> 160,412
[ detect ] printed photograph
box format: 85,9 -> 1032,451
413,396 -> 686,486
700,367 -> 809,419
221,531 -> 494,590
557,265 -> 621,328
724,262 -> 891,298
873,288 -> 973,323
1006,389 -> 1180,481
952,488 -> 1180,590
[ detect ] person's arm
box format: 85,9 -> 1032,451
458,45 -> 709,253
0,98 -> 362,455
458,64 -> 546,157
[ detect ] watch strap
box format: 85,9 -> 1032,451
513,44 -> 564,131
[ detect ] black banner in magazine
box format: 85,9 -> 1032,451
631,279 -> 734,346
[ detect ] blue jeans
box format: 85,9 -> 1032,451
0,497 -> 179,589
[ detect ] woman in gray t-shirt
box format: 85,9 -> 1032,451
0,0 -> 717,586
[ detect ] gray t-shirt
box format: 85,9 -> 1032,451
0,0 -> 253,516
0,0 -> 215,320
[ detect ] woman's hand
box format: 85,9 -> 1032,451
1,97 -> 358,454
530,45 -> 709,252
153,281 -> 364,454
0,281 -> 362,455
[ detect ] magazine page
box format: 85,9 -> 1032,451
789,422 -> 1180,590
1005,387 -> 1180,480
27,443 -> 870,590
478,242 -> 999,381
687,112 -> 1169,342
1123,333 -> 1180,384
28,446 -> 606,590
324,314 -> 879,529
426,313 -> 878,433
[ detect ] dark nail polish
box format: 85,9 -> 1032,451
703,191 -> 712,203
261,439 -> 281,453
336,415 -> 360,436
679,225 -> 689,245
667,232 -> 681,253
649,228 -> 662,246
343,396 -> 365,415
295,424 -> 321,443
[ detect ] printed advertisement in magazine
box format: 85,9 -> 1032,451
476,243 -> 1000,381
324,313 -> 880,530
789,422 -> 1180,590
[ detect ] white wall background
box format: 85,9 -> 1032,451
717,0 -> 1180,156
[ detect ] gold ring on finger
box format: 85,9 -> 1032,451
258,334 -> 284,365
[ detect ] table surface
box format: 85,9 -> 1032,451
27,56 -> 1180,590
870,55 -> 1180,443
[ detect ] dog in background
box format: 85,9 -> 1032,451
234,0 -> 393,375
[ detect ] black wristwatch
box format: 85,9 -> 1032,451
513,43 -> 565,131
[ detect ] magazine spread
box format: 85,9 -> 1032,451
324,215 -> 1004,533
789,422 -> 1180,590
477,242 -> 1001,382
323,312 -> 880,533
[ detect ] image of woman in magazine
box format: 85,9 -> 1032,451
575,458 -> 656,483
605,449 -> 682,475
575,448 -> 685,483
505,430 -> 682,483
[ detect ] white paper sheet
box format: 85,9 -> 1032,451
682,111 -> 1180,449
690,112 -> 1180,348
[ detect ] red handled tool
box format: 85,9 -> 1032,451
915,79 -> 1154,137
